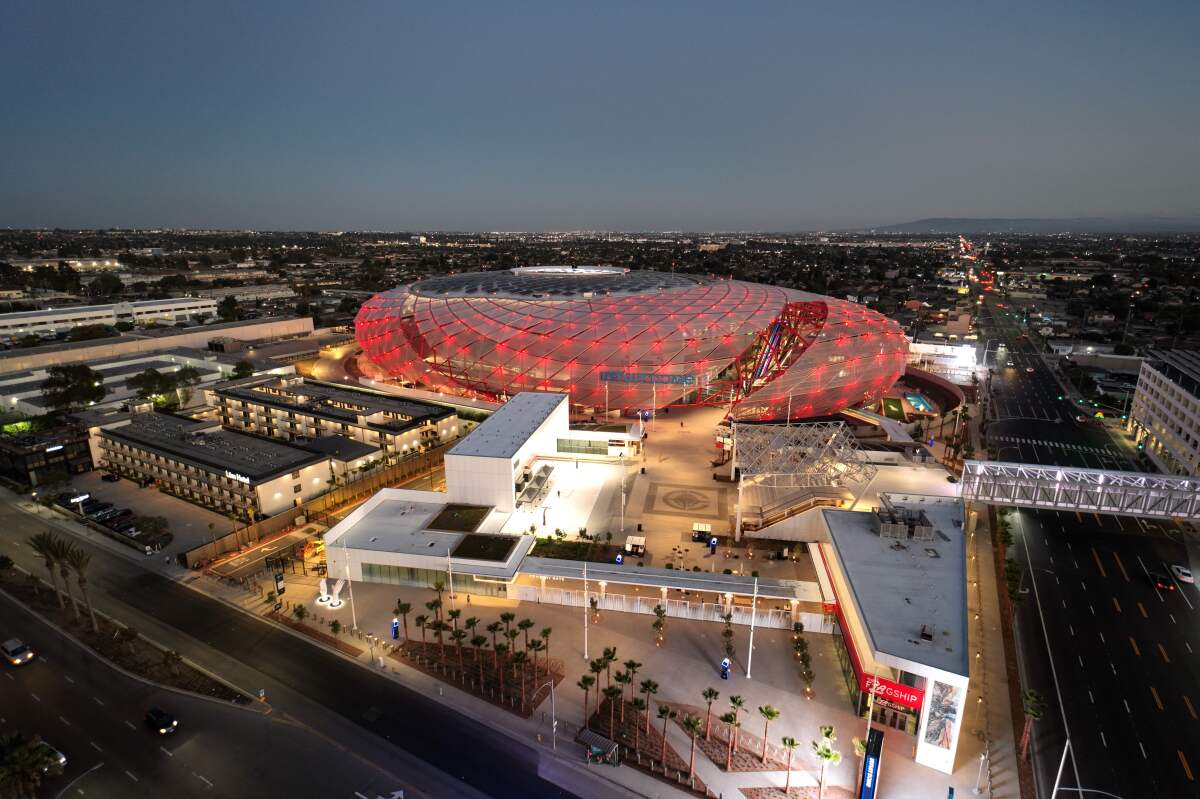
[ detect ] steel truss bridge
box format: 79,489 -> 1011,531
961,460 -> 1200,520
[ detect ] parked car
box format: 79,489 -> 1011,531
85,503 -> 114,519
145,707 -> 178,735
102,510 -> 133,528
93,508 -> 123,523
101,473 -> 121,483
1,638 -> 35,666
1148,570 -> 1176,591
1170,564 -> 1194,584
36,741 -> 66,771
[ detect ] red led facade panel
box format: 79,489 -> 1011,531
355,267 -> 907,420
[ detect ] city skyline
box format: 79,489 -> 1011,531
3,1 -> 1199,231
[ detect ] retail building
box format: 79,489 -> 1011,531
1129,349 -> 1200,475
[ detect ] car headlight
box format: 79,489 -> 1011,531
159,728 -> 168,734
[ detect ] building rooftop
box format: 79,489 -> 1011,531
214,376 -> 453,431
447,392 -> 565,459
1146,350 -> 1200,396
0,297 -> 215,323
101,412 -> 326,483
410,267 -> 704,300
303,434 -> 379,462
822,494 -> 968,677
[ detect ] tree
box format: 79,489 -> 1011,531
394,601 -> 412,641
330,619 -> 342,637
629,697 -> 647,754
622,659 -> 641,703
136,516 -> 169,539
337,296 -> 361,315
450,628 -> 467,673
129,368 -> 176,404
702,687 -> 720,740
640,679 -> 659,736
63,544 -> 98,633
758,705 -> 780,763
470,635 -> 488,687
518,618 -> 535,650
578,675 -> 596,731
217,295 -> 242,321
683,714 -> 704,785
27,532 -> 64,609
486,622 -> 502,667
41,364 -> 107,411
541,627 -> 553,672
66,324 -> 114,342
174,365 -> 202,405
781,736 -> 800,793
528,638 -> 546,680
0,732 -> 65,796
728,695 -> 746,753
719,711 -> 739,770
602,645 -> 617,688
603,685 -> 623,736
292,605 -> 308,622
652,604 -> 666,642
657,704 -> 677,765
232,360 -> 255,379
812,725 -> 843,799
87,272 -> 124,298
1020,689 -> 1045,760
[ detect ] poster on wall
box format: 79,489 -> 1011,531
923,680 -> 962,749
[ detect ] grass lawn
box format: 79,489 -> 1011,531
428,503 -> 491,532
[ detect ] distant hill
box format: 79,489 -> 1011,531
862,217 -> 1200,235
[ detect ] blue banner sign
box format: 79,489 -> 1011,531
599,371 -> 694,386
858,728 -> 884,799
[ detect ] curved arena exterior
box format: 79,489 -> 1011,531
355,266 -> 908,421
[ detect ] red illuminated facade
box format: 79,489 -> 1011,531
355,266 -> 908,421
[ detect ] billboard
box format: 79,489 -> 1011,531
858,727 -> 885,799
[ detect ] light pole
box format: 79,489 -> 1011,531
972,749 -> 987,795
582,561 -> 589,660
341,532 -> 358,632
619,453 -> 626,533
745,577 -> 758,679
537,679 -> 558,750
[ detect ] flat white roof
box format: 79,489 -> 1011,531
447,392 -> 565,459
823,494 -> 968,677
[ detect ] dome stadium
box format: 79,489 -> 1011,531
355,266 -> 909,422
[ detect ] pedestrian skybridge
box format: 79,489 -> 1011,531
960,460 -> 1200,520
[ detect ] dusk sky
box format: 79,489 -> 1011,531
3,1 -> 1198,231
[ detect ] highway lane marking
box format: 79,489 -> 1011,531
4,673 -> 11,681
1089,605 -> 1095,616
1137,555 -> 1165,602
1100,731 -> 1107,748
160,746 -> 173,757
1138,601 -> 1149,618
1088,690 -> 1094,703
1080,580 -> 1086,591
1180,751 -> 1195,782
29,692 -> 40,702
1140,742 -> 1148,760
1112,552 -> 1131,581
63,675 -> 74,684
1170,614 -> 1177,624
1124,699 -> 1132,713
1184,696 -> 1198,720
123,720 -> 136,730
58,715 -> 70,726
93,697 -> 104,706
1159,643 -> 1171,663
1061,599 -> 1067,609
1069,625 -> 1075,637
1129,637 -> 1141,656
193,773 -> 214,789
89,741 -> 102,752
125,770 -> 139,783
1188,642 -> 1195,654
1112,597 -> 1122,614
1077,655 -> 1084,667
355,793 -> 370,799
1111,662 -> 1117,675
1091,548 -> 1107,577
1151,686 -> 1164,711
1074,560 -> 1079,570
1099,632 -> 1105,644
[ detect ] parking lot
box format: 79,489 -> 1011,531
61,471 -> 234,558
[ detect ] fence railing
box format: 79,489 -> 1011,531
512,584 -> 796,629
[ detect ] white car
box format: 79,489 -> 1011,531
37,741 -> 67,771
1170,564 -> 1194,584
1,638 -> 34,666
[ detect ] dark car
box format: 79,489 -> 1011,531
145,707 -> 178,735
102,510 -> 133,528
1149,571 -> 1177,591
101,473 -> 121,483
84,503 -> 114,519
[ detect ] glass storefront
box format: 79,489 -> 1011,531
831,616 -> 921,736
361,562 -> 509,598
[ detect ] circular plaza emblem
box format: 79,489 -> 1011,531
662,489 -> 711,511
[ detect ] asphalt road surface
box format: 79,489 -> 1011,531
977,298 -> 1200,796
0,591 -> 412,799
0,499 -> 585,799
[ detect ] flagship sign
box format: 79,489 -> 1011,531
860,673 -> 924,711
598,371 -> 694,386
224,470 -> 251,485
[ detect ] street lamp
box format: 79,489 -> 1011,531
536,679 -> 558,750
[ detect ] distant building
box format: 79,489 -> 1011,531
0,298 -> 218,340
0,423 -> 92,489
1129,350 -> 1200,475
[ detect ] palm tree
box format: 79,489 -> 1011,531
495,643 -> 510,696
517,618 -> 534,650
50,537 -> 80,622
511,650 -> 529,708
758,705 -> 780,763
683,715 -> 704,786
602,646 -> 617,688
394,601 -> 412,641
414,614 -> 428,649
657,705 -> 677,765
702,687 -> 720,740
0,732 -> 64,796
425,599 -> 443,647
450,628 -> 467,672
629,697 -> 647,754
540,627 -> 553,672
447,608 -> 462,632
486,622 -> 502,667
470,635 -> 488,686
622,659 -> 642,704
63,544 -> 98,633
578,675 -> 596,730
602,685 -> 623,736
588,658 -> 606,694
499,611 -> 516,639
640,679 -> 659,736
719,711 -> 739,770
812,725 -> 842,799
780,736 -> 800,793
464,615 -> 479,637
528,638 -> 546,680
1020,689 -> 1045,760
728,695 -> 746,753
292,605 -> 308,622
613,670 -> 632,722
27,532 -> 63,609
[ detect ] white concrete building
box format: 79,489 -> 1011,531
0,298 -> 218,339
1129,350 -> 1200,475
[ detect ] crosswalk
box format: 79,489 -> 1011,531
992,435 -> 1120,456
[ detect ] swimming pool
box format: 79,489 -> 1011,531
905,393 -> 935,413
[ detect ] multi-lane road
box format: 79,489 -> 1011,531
977,297 -> 1200,797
